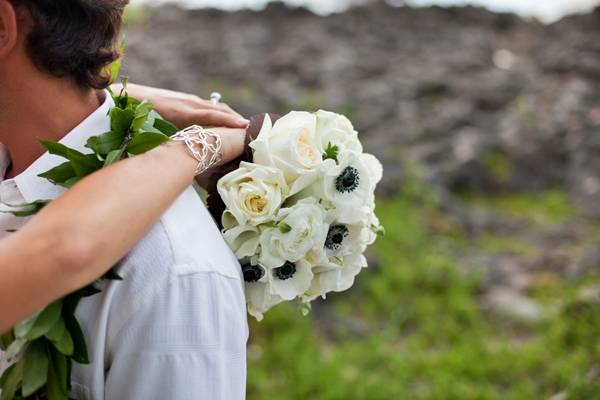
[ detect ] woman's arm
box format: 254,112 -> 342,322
116,83 -> 250,129
0,126 -> 245,333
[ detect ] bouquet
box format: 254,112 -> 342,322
210,110 -> 384,320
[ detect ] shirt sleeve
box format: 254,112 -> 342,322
103,272 -> 248,400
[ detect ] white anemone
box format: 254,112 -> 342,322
268,258 -> 313,301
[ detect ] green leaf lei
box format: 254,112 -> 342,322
0,72 -> 179,398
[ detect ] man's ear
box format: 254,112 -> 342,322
0,0 -> 17,59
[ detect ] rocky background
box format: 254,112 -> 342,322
121,3 -> 600,321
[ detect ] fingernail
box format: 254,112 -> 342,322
237,118 -> 250,126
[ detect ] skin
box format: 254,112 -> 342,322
0,0 -> 247,333
120,83 -> 250,130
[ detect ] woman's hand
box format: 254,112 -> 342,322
194,126 -> 247,189
114,83 -> 250,129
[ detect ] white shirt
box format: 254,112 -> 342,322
0,92 -> 248,400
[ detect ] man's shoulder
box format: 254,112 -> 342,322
123,186 -> 242,283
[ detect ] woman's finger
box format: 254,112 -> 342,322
190,110 -> 249,129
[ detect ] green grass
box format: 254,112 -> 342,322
458,188 -> 579,229
247,188 -> 600,399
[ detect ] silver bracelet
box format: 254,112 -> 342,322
171,125 -> 222,176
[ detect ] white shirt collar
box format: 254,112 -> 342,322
7,90 -> 114,203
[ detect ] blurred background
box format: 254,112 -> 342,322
121,0 -> 600,398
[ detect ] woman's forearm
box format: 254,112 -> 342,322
0,141 -> 196,333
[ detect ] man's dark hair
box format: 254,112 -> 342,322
8,0 -> 129,90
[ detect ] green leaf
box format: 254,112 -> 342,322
62,297 -> 88,365
109,38 -> 126,84
66,149 -> 102,177
37,139 -> 71,160
46,346 -> 68,400
132,101 -> 154,132
52,327 -> 74,357
94,130 -> 126,155
46,371 -> 68,400
0,200 -> 50,217
109,107 -> 135,134
103,148 -> 125,168
77,284 -> 101,298
0,333 -> 8,351
38,162 -> 77,186
102,268 -> 123,281
322,142 -> 339,163
1,337 -> 27,361
57,177 -> 82,189
49,345 -> 68,394
84,136 -> 97,151
154,117 -> 179,137
14,311 -> 40,338
125,131 -> 170,155
1,199 -> 51,209
22,339 -> 49,396
139,125 -> 163,135
0,358 -> 24,400
2,209 -> 38,217
45,317 -> 74,356
44,317 -> 66,343
140,110 -> 158,132
23,300 -> 63,340
66,357 -> 72,392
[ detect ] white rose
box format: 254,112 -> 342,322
249,112 -> 322,195
316,110 -> 363,153
217,161 -> 290,227
258,198 -> 329,269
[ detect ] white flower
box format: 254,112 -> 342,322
242,264 -> 273,308
217,161 -> 290,227
258,198 -> 329,269
248,295 -> 283,322
360,153 -> 383,192
308,252 -> 367,298
249,112 -> 322,195
359,212 -> 383,252
222,224 -> 261,259
323,219 -> 365,259
321,150 -> 372,223
316,110 -> 362,153
240,259 -> 285,321
269,258 -> 313,300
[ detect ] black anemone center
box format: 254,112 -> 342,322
242,264 -> 263,283
275,261 -> 297,280
335,166 -> 360,193
325,225 -> 350,250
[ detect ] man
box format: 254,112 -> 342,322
0,0 -> 248,398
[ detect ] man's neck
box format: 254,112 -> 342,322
0,74 -> 103,179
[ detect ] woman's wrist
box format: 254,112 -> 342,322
171,126 -> 222,176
